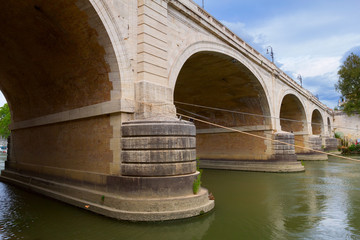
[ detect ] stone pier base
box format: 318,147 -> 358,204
200,132 -> 304,173
296,135 -> 328,161
0,170 -> 213,221
324,137 -> 339,152
0,119 -> 214,221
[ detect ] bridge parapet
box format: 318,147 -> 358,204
173,0 -> 331,114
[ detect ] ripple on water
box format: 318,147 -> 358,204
0,156 -> 360,239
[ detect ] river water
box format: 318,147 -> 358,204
1,154 -> 360,240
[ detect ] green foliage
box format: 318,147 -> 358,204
0,103 -> 10,138
193,170 -> 202,194
193,158 -> 202,194
335,53 -> 360,115
334,132 -> 341,139
341,144 -> 360,154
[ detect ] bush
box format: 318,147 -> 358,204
349,144 -> 356,152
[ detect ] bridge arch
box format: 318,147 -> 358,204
1,0 -> 129,178
311,108 -> 324,135
169,41 -> 272,109
171,42 -> 273,161
278,93 -> 308,133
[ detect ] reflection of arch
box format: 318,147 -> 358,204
279,94 -> 308,133
169,41 -> 272,113
311,109 -> 324,135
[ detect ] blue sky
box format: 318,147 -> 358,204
1,1 -> 359,109
193,0 -> 360,108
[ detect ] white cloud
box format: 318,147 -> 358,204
0,92 -> 6,107
280,56 -> 341,78
221,6 -> 360,108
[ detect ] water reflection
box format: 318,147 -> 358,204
1,155 -> 360,239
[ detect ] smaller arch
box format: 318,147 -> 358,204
311,109 -> 324,135
279,94 -> 308,133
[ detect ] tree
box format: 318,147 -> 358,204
335,53 -> 360,115
0,103 -> 11,138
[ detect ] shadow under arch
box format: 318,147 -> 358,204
174,50 -> 273,161
279,94 -> 308,133
311,109 -> 324,135
0,0 -> 127,179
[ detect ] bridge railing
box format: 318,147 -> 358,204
176,0 -> 330,113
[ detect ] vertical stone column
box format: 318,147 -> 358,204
271,132 -> 304,172
323,137 -> 339,152
114,0 -> 214,220
136,0 -> 175,119
297,135 -> 328,160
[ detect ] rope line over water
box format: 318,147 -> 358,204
175,101 -> 359,131
176,112 -> 360,162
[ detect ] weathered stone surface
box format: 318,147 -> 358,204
200,159 -> 304,172
0,170 -> 214,221
324,137 -> 339,151
122,121 -> 195,136
122,149 -> 196,163
121,161 -> 196,176
121,136 -> 196,150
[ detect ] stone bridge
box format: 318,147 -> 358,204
0,0 -> 337,221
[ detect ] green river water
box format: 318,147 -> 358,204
1,154 -> 360,240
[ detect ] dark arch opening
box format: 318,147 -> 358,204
0,0 -> 118,122
0,0 -> 120,176
311,109 -> 323,135
174,51 -> 272,160
279,94 -> 307,133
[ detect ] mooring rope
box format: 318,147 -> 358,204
175,100 -> 359,131
176,107 -> 320,146
176,112 -> 360,162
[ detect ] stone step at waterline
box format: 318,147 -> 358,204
0,170 -> 214,221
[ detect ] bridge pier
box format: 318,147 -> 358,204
120,119 -> 214,220
296,135 -> 328,161
198,131 -> 304,172
323,137 -> 339,152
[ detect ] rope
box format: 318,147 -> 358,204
176,112 -> 360,162
175,101 -> 360,131
176,107 -> 318,146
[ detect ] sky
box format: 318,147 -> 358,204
193,0 -> 360,108
0,1 -> 359,109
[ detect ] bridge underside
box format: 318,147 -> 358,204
174,52 -> 304,172
0,0 -> 214,221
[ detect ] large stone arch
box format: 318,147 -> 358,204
168,41 -> 272,113
171,41 -> 275,165
0,0 -> 130,184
